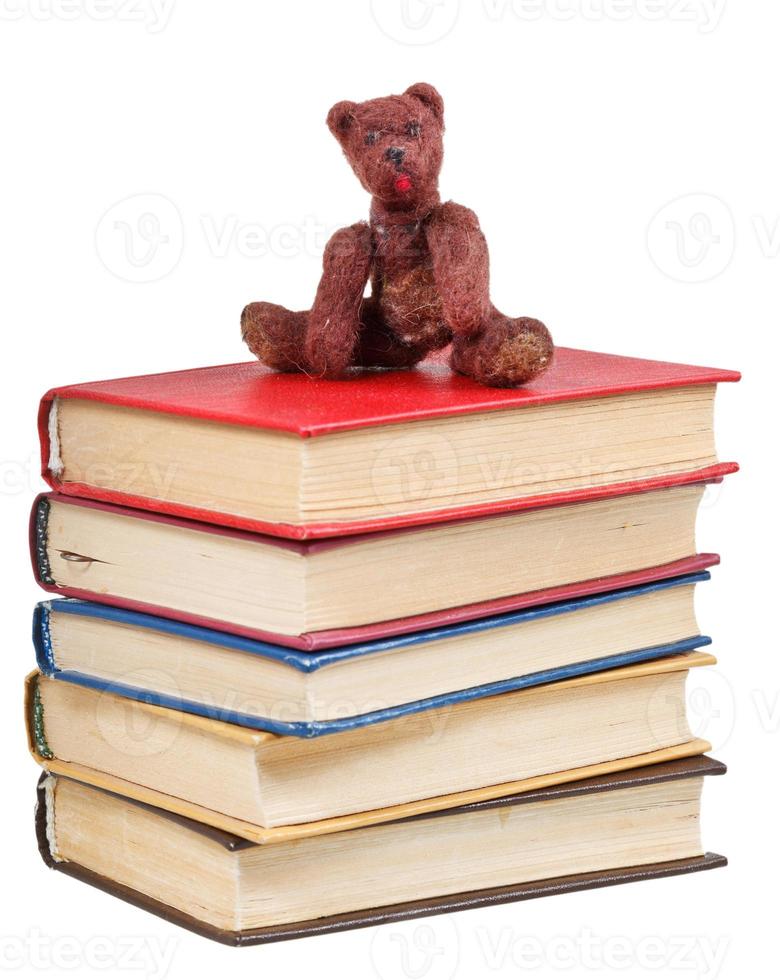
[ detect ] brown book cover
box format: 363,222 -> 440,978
36,756 -> 727,947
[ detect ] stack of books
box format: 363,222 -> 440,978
27,347 -> 738,945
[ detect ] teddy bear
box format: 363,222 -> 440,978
241,83 -> 553,388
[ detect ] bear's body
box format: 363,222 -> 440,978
242,83 -> 553,388
367,209 -> 448,354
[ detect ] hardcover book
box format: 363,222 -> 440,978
28,652 -> 715,832
34,572 -> 711,736
37,756 -> 726,944
39,348 -> 739,540
32,487 -> 718,646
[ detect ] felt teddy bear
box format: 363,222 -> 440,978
241,83 -> 553,388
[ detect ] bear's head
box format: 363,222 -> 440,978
327,82 -> 444,211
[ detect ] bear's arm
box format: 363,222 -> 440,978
305,221 -> 374,377
425,202 -> 491,337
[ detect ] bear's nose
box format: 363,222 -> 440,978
385,146 -> 406,166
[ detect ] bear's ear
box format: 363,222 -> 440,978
327,100 -> 357,141
404,83 -> 444,123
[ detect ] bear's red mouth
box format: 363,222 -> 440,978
394,173 -> 413,193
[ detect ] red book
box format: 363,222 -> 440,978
39,347 -> 739,540
30,485 -> 720,650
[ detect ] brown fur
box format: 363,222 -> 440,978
241,83 -> 553,388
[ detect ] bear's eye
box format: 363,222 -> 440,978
364,131 -> 378,146
406,121 -> 421,138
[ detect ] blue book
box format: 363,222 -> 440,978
34,572 -> 710,738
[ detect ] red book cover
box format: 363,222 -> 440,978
32,491 -> 720,651
39,347 -> 740,539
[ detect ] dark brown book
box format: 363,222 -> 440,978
36,757 -> 726,946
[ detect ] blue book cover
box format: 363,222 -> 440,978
34,572 -> 711,738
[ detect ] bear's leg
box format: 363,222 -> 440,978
451,309 -> 553,388
241,303 -> 309,373
303,222 -> 374,378
242,222 -> 373,379
355,297 -> 431,370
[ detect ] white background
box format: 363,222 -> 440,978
0,1 -> 775,978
